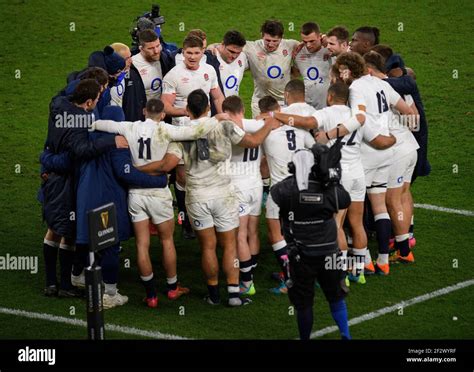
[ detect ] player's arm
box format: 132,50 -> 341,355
110,148 -> 168,189
210,87 -> 225,114
393,97 -> 414,116
137,153 -> 180,175
291,65 -> 301,79
92,120 -> 133,136
363,120 -> 396,150
40,149 -> 72,174
161,93 -> 188,117
207,43 -> 219,53
66,128 -> 127,160
272,112 -> 318,130
237,118 -> 280,148
369,134 -> 396,149
162,119 -> 216,141
137,142 -> 183,174
321,105 -> 366,141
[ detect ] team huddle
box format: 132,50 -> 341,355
39,19 -> 430,316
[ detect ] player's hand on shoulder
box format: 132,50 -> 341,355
214,113 -> 230,121
264,117 -> 281,130
292,42 -> 304,58
321,34 -> 328,47
115,135 -> 129,149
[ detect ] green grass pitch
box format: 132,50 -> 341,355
0,0 -> 473,340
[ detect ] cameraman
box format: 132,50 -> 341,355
271,144 -> 352,340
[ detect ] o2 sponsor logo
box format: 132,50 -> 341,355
225,75 -> 238,90
151,77 -> 162,93
193,219 -> 202,227
239,204 -> 245,214
267,65 -> 283,79
116,82 -> 124,97
306,67 -> 324,83
397,176 -> 404,184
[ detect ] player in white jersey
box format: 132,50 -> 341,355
131,29 -> 165,101
162,35 -> 226,239
174,29 -> 208,66
92,99 -> 218,308
213,30 -> 249,97
243,20 -> 299,117
268,70 -> 402,284
293,22 -> 332,110
222,96 -> 264,296
326,26 -> 350,59
161,36 -> 225,126
310,82 -> 365,276
137,89 -> 279,307
110,43 -> 133,107
258,81 -> 315,294
334,52 -> 414,275
364,51 -> 419,265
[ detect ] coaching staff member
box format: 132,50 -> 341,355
271,143 -> 352,340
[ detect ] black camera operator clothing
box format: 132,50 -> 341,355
287,251 -> 347,310
271,176 -> 351,257
271,176 -> 351,310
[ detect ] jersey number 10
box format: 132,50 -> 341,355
243,147 -> 259,162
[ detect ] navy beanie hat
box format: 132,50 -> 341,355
385,53 -> 406,74
103,46 -> 126,75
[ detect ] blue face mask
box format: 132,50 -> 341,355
154,26 -> 161,37
116,71 -> 127,85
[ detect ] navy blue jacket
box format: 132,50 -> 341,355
41,133 -> 167,244
384,75 -> 431,177
42,95 -> 116,238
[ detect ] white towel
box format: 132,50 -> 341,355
292,150 -> 314,191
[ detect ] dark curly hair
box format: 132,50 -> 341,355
334,52 -> 367,79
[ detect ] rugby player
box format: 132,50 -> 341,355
293,22 -> 332,110
243,20 -> 299,117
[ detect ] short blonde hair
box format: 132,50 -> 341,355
110,42 -> 130,58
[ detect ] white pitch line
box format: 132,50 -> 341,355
415,203 -> 474,216
0,307 -> 188,340
311,279 -> 474,339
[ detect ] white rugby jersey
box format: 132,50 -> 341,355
389,94 -> 419,158
166,118 -> 246,203
312,105 -> 364,180
244,39 -> 299,102
294,46 -> 332,109
263,103 -> 315,186
162,63 -> 219,125
93,118 -> 217,195
349,74 -> 401,170
216,50 -> 248,97
230,119 -> 264,191
283,101 -> 317,117
132,53 -> 163,101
